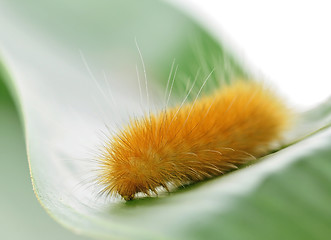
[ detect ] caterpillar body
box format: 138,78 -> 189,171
97,80 -> 291,200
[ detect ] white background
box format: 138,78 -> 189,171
170,0 -> 331,110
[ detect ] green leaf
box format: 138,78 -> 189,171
0,0 -> 330,240
0,67 -> 87,240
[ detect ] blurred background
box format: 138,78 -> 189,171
0,0 -> 330,239
172,0 -> 331,109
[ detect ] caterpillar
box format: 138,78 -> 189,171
96,80 -> 291,200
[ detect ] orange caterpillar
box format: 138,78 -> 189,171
97,80 -> 291,200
